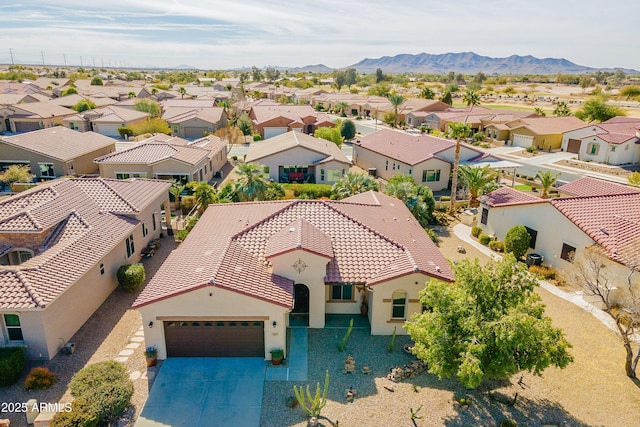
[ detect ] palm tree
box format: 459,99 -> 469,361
234,163 -> 268,201
169,182 -> 185,216
190,182 -> 216,214
458,165 -> 497,207
448,122 -> 471,215
331,172 -> 378,200
462,89 -> 480,107
178,86 -> 187,99
388,94 -> 405,128
336,101 -> 349,116
535,170 -> 561,198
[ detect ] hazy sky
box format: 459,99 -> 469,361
1,0 -> 639,71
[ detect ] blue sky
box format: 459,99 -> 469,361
1,1 -> 639,71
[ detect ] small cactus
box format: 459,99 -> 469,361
293,370 -> 329,419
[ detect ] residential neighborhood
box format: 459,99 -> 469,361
1,44 -> 640,427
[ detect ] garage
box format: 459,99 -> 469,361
14,121 -> 40,132
164,320 -> 264,357
512,133 -> 534,148
183,127 -> 210,139
264,127 -> 288,139
567,138 -> 582,154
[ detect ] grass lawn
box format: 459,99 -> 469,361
514,184 -> 532,191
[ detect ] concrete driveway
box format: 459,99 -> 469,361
135,358 -> 265,427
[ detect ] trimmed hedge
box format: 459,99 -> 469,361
488,240 -> 504,252
53,361 -> 134,427
117,263 -> 145,293
0,347 -> 25,386
478,234 -> 491,245
282,183 -> 332,199
25,367 -> 57,390
471,226 -> 482,238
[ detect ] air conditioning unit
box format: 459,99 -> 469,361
63,342 -> 75,354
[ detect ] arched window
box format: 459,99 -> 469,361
391,291 -> 407,319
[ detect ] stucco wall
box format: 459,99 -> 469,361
138,286 -> 289,360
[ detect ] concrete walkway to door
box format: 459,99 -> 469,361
135,358 -> 265,427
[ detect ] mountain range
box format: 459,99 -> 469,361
291,52 -> 638,75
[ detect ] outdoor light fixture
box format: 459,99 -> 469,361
148,321 -> 154,328
272,321 -> 277,328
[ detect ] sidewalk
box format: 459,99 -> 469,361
452,223 -> 620,335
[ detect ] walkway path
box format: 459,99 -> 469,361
265,327 -> 308,382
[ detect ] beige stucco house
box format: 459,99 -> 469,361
478,178 -> 640,302
61,106 -> 149,137
0,178 -> 171,359
353,129 -> 490,191
162,107 -> 228,139
95,135 -> 227,184
133,191 -> 453,360
0,127 -> 116,180
249,105 -> 334,139
245,131 -> 351,184
506,116 -> 586,150
0,103 -> 76,133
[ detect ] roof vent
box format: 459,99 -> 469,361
435,266 -> 441,272
289,227 -> 296,232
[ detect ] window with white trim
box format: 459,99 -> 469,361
39,163 -> 55,178
4,314 -> 24,341
142,222 -> 148,237
422,169 -> 441,182
126,234 -> 135,258
391,291 -> 407,319
330,283 -> 353,301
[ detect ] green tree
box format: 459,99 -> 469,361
178,86 -> 187,99
628,171 -> 640,187
264,181 -> 285,200
234,163 -> 269,201
473,72 -> 487,84
235,113 -> 254,136
169,182 -> 185,215
90,76 -> 103,86
345,68 -> 357,88
314,126 -> 343,147
133,99 -> 160,117
61,86 -> 78,96
535,170 -> 560,198
388,93 -> 405,128
384,174 -> 435,228
367,82 -> 391,97
0,164 -> 34,190
458,165 -> 497,207
534,107 -> 546,117
462,89 -> 480,107
72,99 -> 97,113
131,118 -> 171,135
335,101 -> 349,116
448,122 -> 471,215
333,70 -> 346,91
553,101 -> 571,117
504,225 -> 531,260
187,181 -> 216,214
620,85 -> 640,101
340,119 -> 356,141
406,255 -> 573,389
418,87 -> 435,99
440,90 -> 452,105
251,66 -> 263,82
375,68 -> 385,83
331,172 -> 378,199
575,97 -> 626,123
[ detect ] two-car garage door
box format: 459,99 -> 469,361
164,320 -> 264,357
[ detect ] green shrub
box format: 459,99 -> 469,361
425,228 -> 439,244
52,399 -> 99,427
488,240 -> 504,252
500,420 -> 518,427
116,263 -> 145,292
504,225 -> 531,260
439,196 -> 450,202
471,226 -> 482,238
24,367 -> 57,390
529,265 -> 557,280
0,347 -> 25,386
525,146 -> 538,153
117,126 -> 133,138
176,229 -> 190,241
282,183 -> 332,199
478,234 -> 491,245
253,134 -> 262,141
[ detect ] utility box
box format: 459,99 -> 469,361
526,253 -> 544,267
63,342 -> 75,354
26,399 -> 39,424
367,168 -> 377,177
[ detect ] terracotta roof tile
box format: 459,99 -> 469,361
265,218 -> 334,259
558,177 -> 640,197
356,129 -> 455,166
481,187 -> 546,207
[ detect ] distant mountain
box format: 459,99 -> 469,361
173,64 -> 198,70
281,64 -> 334,73
346,52 -> 638,75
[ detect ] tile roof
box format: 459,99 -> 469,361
162,107 -> 225,124
356,129 -> 454,165
0,127 -> 116,161
87,106 -> 150,123
94,142 -> 211,166
508,116 -> 586,135
576,117 -> 640,145
557,176 -> 640,197
551,193 -> 640,266
0,178 -> 171,309
134,191 -> 453,309
8,102 -> 76,118
245,131 -> 350,164
480,187 -> 547,207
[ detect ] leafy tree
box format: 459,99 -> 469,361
90,76 -> 103,86
314,126 -> 343,147
133,99 -> 160,117
462,89 -> 480,107
440,90 -> 452,105
264,67 -> 280,83
384,174 -> 435,227
628,171 -> 640,187
117,126 -> 134,139
234,163 -> 269,201
0,164 -> 34,189
448,122 -> 471,215
535,170 -> 560,198
72,99 -> 97,113
345,68 -> 357,88
579,75 -> 595,92
388,93 -> 405,128
553,101 -> 571,117
117,264 -> 145,293
620,85 -> 640,101
178,86 -> 187,99
331,173 -> 378,199
235,113 -> 253,136
264,181 -> 285,200
575,97 -> 626,123
131,118 -> 171,136
367,82 -> 391,97
333,70 -> 346,91
504,225 -> 531,260
418,87 -> 435,99
251,66 -> 263,82
215,126 -> 244,152
335,101 -> 349,116
473,72 -> 487,84
340,119 -> 356,141
61,86 -> 78,96
458,165 -> 497,207
187,181 -> 216,214
406,255 -> 573,389
534,107 -> 546,117
375,68 -> 385,83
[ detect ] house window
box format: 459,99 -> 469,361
152,213 -> 157,231
70,122 -> 78,130
610,147 -> 616,152
385,160 -> 388,171
4,314 -> 23,341
116,173 -> 130,179
38,163 -> 55,178
327,170 -> 341,182
422,169 -> 441,182
263,166 -> 270,177
480,208 -> 488,225
392,163 -> 396,170
391,291 -> 407,319
126,234 -> 135,258
100,263 -> 105,276
560,243 -> 576,262
525,226 -> 538,249
320,169 -> 325,181
330,284 -> 353,301
142,222 -> 148,237
204,164 -> 207,174
409,169 -> 412,175
199,169 -> 203,181
172,125 -> 179,133
209,160 -> 213,170
588,143 -> 599,155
